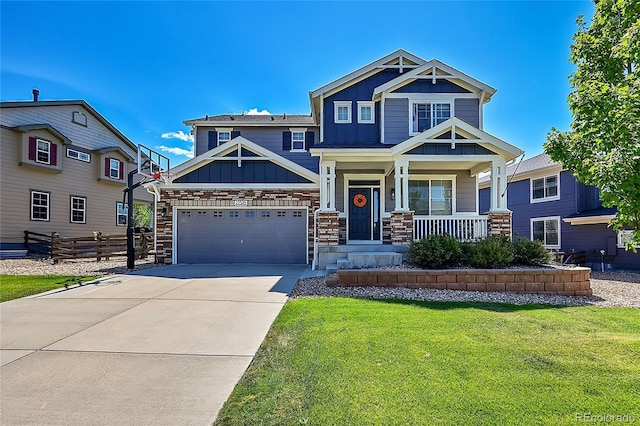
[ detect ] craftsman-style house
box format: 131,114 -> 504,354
151,50 -> 523,269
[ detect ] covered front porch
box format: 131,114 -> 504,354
310,118 -> 522,270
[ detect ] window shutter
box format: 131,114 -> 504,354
119,161 -> 124,180
282,131 -> 292,151
231,130 -> 240,139
208,131 -> 217,150
28,137 -> 36,161
306,131 -> 315,149
50,143 -> 58,166
104,158 -> 110,177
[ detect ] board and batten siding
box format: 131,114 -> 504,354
1,127 -> 146,247
195,127 -> 320,173
454,98 -> 480,128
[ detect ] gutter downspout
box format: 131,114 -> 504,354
312,207 -> 320,270
146,183 -> 161,263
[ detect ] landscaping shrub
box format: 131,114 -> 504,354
467,235 -> 514,268
513,237 -> 553,266
408,234 -> 462,269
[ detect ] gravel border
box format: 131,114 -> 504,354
0,255 -> 162,277
291,270 -> 640,308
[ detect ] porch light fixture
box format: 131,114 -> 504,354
391,188 -> 395,200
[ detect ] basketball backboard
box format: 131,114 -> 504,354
138,145 -> 170,182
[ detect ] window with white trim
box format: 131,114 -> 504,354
412,103 -> 451,133
116,202 -> 127,226
31,190 -> 50,221
36,139 -> 51,164
408,177 -> 455,216
109,158 -> 121,179
291,131 -> 305,151
334,101 -> 352,123
71,196 -> 86,224
67,148 -> 91,162
218,130 -> 231,144
531,217 -> 560,248
617,230 -> 639,249
357,101 -> 375,124
531,174 -> 559,203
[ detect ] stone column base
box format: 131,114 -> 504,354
317,211 -> 340,246
488,211 -> 512,238
391,211 -> 414,246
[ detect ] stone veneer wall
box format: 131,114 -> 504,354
329,267 -> 592,296
316,211 -> 340,246
391,211 -> 414,245
488,211 -> 512,237
156,189 -> 320,264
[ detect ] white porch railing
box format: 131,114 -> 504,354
413,215 -> 488,242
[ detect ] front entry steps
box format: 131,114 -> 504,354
325,251 -> 403,272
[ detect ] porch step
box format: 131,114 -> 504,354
338,252 -> 403,270
325,263 -> 339,274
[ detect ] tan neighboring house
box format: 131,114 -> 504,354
0,96 -> 152,254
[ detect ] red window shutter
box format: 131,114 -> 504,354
50,143 -> 58,166
105,157 -> 110,177
28,137 -> 36,161
119,161 -> 124,180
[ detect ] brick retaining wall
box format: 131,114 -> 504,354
329,267 -> 592,296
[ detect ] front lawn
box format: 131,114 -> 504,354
0,275 -> 98,302
215,298 -> 640,425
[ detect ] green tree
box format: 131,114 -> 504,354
544,0 -> 640,249
133,204 -> 152,229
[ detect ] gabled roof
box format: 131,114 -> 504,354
310,49 -> 426,99
9,123 -> 73,145
94,146 -> 135,162
478,152 -> 560,187
0,100 -> 137,151
184,114 -> 314,127
166,136 -> 319,185
372,59 -> 497,102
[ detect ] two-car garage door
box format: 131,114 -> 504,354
176,208 -> 307,264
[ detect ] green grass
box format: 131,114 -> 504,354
0,275 -> 99,302
215,298 -> 640,425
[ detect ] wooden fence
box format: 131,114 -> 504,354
24,231 -> 154,263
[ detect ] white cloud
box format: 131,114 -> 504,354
246,108 -> 271,115
161,130 -> 194,142
157,145 -> 194,158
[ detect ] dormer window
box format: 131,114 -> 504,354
218,130 -> 231,144
357,101 -> 375,124
412,103 -> 451,133
292,131 -> 305,150
36,139 -> 51,164
109,158 -> 121,179
334,101 -> 352,124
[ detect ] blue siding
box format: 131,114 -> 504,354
454,98 -> 480,127
406,142 -> 496,156
195,127 -> 319,173
393,79 -> 471,94
480,171 -> 639,271
384,98 -> 409,144
323,69 -> 401,145
174,160 -> 313,184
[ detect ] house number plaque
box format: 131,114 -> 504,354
234,200 -> 249,206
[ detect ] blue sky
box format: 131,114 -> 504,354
1,1 -> 594,168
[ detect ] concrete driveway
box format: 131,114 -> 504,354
0,263 -> 309,425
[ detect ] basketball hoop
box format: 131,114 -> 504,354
153,172 -> 162,180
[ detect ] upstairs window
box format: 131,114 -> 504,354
109,158 -> 121,179
218,130 -> 231,144
334,101 -> 352,124
67,148 -> 91,162
358,101 -> 375,124
36,139 -> 51,164
412,103 -> 451,133
291,130 -> 305,151
530,174 -> 559,203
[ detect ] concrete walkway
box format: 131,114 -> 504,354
0,264 -> 308,425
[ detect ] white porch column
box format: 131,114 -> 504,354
319,160 -> 336,211
394,159 -> 409,211
490,158 -> 508,211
